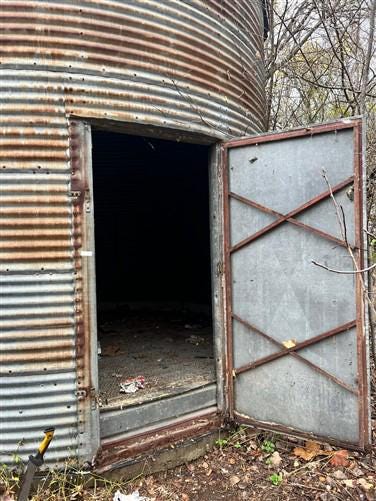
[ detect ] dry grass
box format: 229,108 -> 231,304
0,459 -> 140,501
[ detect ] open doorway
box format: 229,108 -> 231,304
91,130 -> 215,415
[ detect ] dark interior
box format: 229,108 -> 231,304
91,130 -> 215,410
92,130 -> 211,305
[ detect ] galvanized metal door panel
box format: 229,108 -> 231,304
223,120 -> 370,448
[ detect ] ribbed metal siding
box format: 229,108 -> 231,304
0,98 -> 79,464
0,0 -> 266,465
0,0 -> 265,137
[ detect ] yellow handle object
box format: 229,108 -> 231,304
37,427 -> 55,458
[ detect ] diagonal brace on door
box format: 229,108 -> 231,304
234,317 -> 357,390
232,314 -> 358,395
229,176 -> 355,253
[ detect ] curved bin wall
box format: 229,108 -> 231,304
0,0 -> 266,464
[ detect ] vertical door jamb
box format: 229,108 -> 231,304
84,122 -> 100,457
209,143 -> 229,417
353,120 -> 371,448
70,120 -> 100,462
220,142 -> 233,419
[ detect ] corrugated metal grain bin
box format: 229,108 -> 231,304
0,0 -> 370,471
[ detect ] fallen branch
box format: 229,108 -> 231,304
287,483 -> 327,493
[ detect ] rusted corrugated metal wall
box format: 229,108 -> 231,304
0,114 -> 79,463
0,0 -> 266,464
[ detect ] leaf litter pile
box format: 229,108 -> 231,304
126,427 -> 376,501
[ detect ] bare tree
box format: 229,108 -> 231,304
264,0 -> 376,363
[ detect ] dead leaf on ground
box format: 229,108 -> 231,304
350,466 -> 364,477
329,449 -> 350,467
358,478 -> 374,491
247,440 -> 258,450
343,479 -> 355,488
229,475 -> 240,486
333,470 -> 347,480
270,451 -> 282,466
293,441 -> 331,461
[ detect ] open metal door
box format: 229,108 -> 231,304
223,119 -> 370,449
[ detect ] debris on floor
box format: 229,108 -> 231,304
98,307 -> 215,408
119,376 -> 145,393
102,343 -> 123,357
185,334 -> 205,345
184,324 -> 202,330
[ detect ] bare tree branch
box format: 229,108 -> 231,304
360,0 -> 376,113
311,259 -> 376,273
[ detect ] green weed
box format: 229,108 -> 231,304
261,440 -> 275,454
269,472 -> 283,486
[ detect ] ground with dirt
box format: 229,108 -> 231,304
3,421 -> 375,501
1,424 -> 375,501
127,427 -> 376,501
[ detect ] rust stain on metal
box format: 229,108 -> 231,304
97,411 -> 222,472
0,0 -> 266,137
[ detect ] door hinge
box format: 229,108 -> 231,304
69,190 -> 81,199
68,189 -> 91,212
76,388 -> 88,401
84,190 -> 91,213
76,387 -> 98,409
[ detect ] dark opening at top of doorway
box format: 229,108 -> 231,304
91,129 -> 211,308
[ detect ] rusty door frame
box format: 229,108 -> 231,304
69,120 -> 100,462
70,117 -> 228,460
221,118 -> 371,450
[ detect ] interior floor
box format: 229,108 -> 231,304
92,130 -> 215,413
97,307 -> 215,409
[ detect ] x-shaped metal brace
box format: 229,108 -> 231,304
229,176 -> 355,254
229,176 -> 358,396
233,314 -> 357,395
